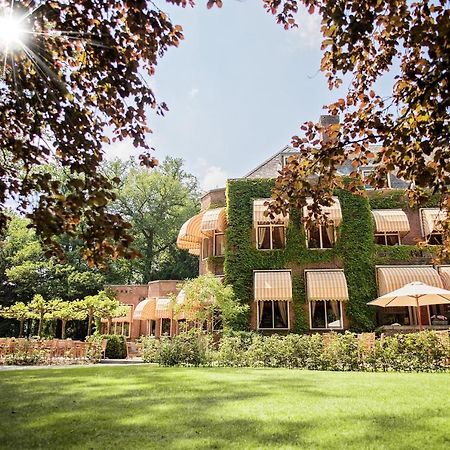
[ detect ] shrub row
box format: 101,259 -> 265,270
140,331 -> 450,372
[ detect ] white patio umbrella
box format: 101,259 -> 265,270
367,282 -> 450,329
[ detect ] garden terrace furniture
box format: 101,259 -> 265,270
101,339 -> 108,359
126,341 -> 142,359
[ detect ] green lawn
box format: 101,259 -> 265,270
0,366 -> 449,449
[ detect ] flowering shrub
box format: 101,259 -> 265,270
139,330 -> 449,372
4,350 -> 49,366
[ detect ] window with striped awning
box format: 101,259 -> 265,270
133,298 -> 157,321
177,213 -> 203,252
437,266 -> 450,290
420,208 -> 446,236
155,298 -> 173,319
253,199 -> 289,226
303,197 -> 343,227
376,266 -> 443,296
201,207 -> 227,233
371,210 -> 410,235
306,270 -> 349,301
112,305 -> 133,323
254,270 -> 292,302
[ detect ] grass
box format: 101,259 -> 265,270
0,366 -> 449,449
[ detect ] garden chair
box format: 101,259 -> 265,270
101,339 -> 108,359
126,341 -> 142,359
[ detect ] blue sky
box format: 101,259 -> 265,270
104,1 -> 346,191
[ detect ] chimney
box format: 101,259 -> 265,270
319,115 -> 339,144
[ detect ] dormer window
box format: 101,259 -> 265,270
360,167 -> 391,190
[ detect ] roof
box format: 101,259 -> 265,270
243,145 -> 296,178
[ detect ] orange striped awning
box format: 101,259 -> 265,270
112,305 -> 133,323
254,271 -> 292,302
133,298 -> 156,321
303,197 -> 342,227
177,213 -> 203,251
377,266 -> 443,296
253,199 -> 289,226
421,208 -> 446,236
201,208 -> 227,233
372,209 -> 410,235
437,266 -> 450,290
306,270 -> 349,302
155,298 -> 173,319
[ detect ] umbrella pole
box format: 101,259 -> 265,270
416,295 -> 423,331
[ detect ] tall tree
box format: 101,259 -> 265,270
105,157 -> 199,283
263,1 -> 450,252
0,0 -> 185,265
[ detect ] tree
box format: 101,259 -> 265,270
46,299 -> 85,339
263,1 -> 450,254
177,274 -> 248,332
28,294 -> 52,337
105,157 -> 199,283
0,215 -> 104,303
78,290 -> 119,336
0,302 -> 30,337
0,0 -> 186,265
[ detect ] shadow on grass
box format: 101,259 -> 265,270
0,367 -> 449,449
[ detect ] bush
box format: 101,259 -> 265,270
140,336 -> 160,363
158,332 -> 209,367
101,335 -> 127,359
4,350 -> 49,366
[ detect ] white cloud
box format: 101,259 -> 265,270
188,87 -> 199,99
287,11 -> 322,50
103,138 -> 140,161
196,158 -> 228,191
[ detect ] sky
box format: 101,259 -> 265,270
104,1 -> 349,192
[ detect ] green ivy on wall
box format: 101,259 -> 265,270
224,179 -> 379,333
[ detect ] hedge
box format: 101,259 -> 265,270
140,331 -> 450,372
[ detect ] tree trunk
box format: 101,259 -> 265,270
87,311 -> 93,336
19,320 -> 24,338
61,319 -> 67,339
38,313 -> 44,337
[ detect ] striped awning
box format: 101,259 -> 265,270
175,289 -> 186,320
254,271 -> 292,302
177,213 -> 203,251
253,199 -> 289,226
306,270 -> 349,302
112,305 -> 133,323
437,266 -> 450,290
155,298 -> 173,319
201,208 -> 227,233
421,208 -> 446,236
303,197 -> 342,227
133,298 -> 156,321
377,266 -> 443,296
372,209 -> 410,235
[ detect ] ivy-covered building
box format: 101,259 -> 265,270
177,116 -> 450,333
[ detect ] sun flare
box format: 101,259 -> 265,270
0,11 -> 27,50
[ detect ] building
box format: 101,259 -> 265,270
176,116 -> 450,333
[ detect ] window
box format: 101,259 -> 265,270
306,224 -> 335,249
213,232 -> 225,256
282,154 -> 298,168
257,301 -> 289,329
161,318 -> 172,336
201,237 -> 211,259
147,319 -> 156,336
374,232 -> 401,246
257,224 -> 286,250
420,208 -> 445,245
310,301 -> 343,330
361,168 -> 391,190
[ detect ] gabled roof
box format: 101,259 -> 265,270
244,145 -> 296,178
